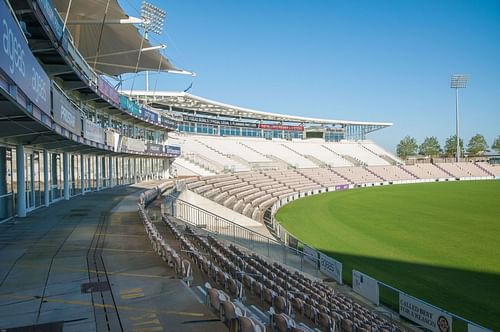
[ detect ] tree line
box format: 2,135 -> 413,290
397,134 -> 500,159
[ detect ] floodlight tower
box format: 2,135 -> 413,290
450,74 -> 468,162
141,1 -> 166,91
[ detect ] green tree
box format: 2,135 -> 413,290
444,135 -> 464,157
397,136 -> 418,159
419,136 -> 441,156
466,134 -> 488,156
492,136 -> 500,154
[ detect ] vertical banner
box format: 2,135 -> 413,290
0,1 -> 50,114
319,252 -> 343,284
352,270 -> 379,305
399,293 -> 453,332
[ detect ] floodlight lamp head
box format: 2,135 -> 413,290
450,74 -> 468,89
141,1 -> 166,35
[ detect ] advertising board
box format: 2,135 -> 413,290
319,252 -> 343,284
0,2 -> 51,114
400,293 -> 453,332
52,87 -> 82,134
352,270 -> 379,305
84,119 -> 104,144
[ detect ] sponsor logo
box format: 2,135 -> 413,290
2,18 -> 26,77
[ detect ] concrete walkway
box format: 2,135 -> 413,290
0,183 -> 226,332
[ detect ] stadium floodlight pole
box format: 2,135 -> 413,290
141,1 -> 166,92
450,74 -> 468,162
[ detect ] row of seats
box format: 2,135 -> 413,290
182,223 -> 402,332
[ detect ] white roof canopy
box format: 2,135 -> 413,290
53,0 -> 178,76
124,90 -> 393,127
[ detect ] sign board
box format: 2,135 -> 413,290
287,234 -> 298,249
84,119 -> 104,144
303,244 -> 318,266
142,108 -> 159,123
335,184 -> 349,190
160,115 -> 177,128
399,293 -> 452,332
319,252 -> 343,284
121,137 -> 145,153
182,114 -> 258,128
352,270 -> 379,305
128,100 -> 141,116
165,145 -> 181,156
97,77 -> 119,105
105,129 -> 120,151
147,142 -> 163,154
37,0 -> 63,40
0,2 -> 51,114
259,123 -> 304,131
52,87 -> 82,134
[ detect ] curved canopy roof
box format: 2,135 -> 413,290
53,0 -> 177,76
124,90 -> 393,128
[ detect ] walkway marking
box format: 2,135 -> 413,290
120,288 -> 145,300
0,293 -> 205,317
130,312 -> 163,332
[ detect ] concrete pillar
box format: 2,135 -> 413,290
133,158 -> 137,183
96,155 -> 100,191
43,150 -> 49,207
30,153 -> 35,207
108,155 -> 113,188
63,152 -> 69,200
16,145 -> 26,217
80,154 -> 85,195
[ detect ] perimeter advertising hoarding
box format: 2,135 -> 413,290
352,270 -> 379,305
0,1 -> 51,114
399,293 -> 453,332
52,87 -> 82,135
84,119 -> 104,144
468,324 -> 491,332
319,252 -> 343,284
303,244 -> 318,266
97,77 -> 119,106
142,108 -> 159,123
335,184 -> 349,190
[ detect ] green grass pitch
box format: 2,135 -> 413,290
275,180 -> 500,330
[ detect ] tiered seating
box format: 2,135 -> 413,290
179,136 -> 250,171
241,140 -> 317,168
264,169 -> 321,192
198,136 -> 272,163
367,165 -> 417,182
414,163 -> 452,179
359,140 -> 402,164
183,226 -> 402,332
332,167 -> 383,184
299,168 -> 352,187
286,141 -> 352,167
476,162 -> 500,176
438,162 -> 491,178
325,142 -> 390,166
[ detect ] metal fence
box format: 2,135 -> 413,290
170,196 -> 320,277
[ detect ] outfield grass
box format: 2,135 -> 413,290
275,180 -> 500,331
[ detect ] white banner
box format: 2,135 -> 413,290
352,270 -> 379,305
399,293 -> 452,332
319,252 -> 343,284
303,244 -> 317,266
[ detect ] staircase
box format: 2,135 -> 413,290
365,167 -> 386,181
474,162 -> 495,177
433,163 -> 456,178
321,145 -> 358,166
398,165 -> 418,179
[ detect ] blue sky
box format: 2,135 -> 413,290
120,0 -> 500,152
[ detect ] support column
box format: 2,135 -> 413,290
43,150 -> 49,207
96,155 -> 100,191
0,147 -> 7,219
108,155 -> 113,188
16,145 -> 26,217
80,153 -> 85,195
63,152 -> 69,200
133,158 -> 137,183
